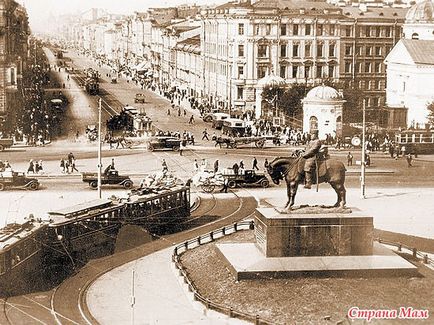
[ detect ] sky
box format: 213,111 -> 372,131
19,0 -> 224,32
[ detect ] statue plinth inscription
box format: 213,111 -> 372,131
255,208 -> 373,258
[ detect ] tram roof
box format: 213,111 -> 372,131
0,221 -> 47,250
47,199 -> 112,217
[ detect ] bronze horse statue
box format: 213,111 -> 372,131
267,155 -> 347,210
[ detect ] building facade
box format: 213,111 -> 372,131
0,0 -> 29,129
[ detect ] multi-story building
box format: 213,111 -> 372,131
0,0 -> 29,129
199,0 -> 406,123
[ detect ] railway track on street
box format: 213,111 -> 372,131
0,194 -> 256,324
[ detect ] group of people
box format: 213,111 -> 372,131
0,160 -> 12,173
60,152 -> 78,174
27,159 -> 44,174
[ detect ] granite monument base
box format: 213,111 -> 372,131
254,208 -> 373,257
215,242 -> 419,280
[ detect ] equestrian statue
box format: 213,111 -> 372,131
267,130 -> 347,210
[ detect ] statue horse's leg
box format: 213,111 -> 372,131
330,182 -> 346,208
285,179 -> 299,209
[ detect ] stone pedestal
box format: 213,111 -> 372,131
254,208 -> 373,257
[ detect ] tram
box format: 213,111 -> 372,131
395,129 -> 434,154
0,220 -> 48,296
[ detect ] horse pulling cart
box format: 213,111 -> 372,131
215,135 -> 276,149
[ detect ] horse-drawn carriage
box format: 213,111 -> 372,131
85,125 -> 98,142
192,170 -> 225,193
215,135 -> 277,149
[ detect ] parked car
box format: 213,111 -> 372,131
134,93 -> 146,103
222,169 -> 269,188
146,136 -> 181,151
81,169 -> 133,189
0,138 -> 14,151
0,172 -> 39,191
211,113 -> 230,129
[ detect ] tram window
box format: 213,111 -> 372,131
0,253 -> 5,274
422,135 -> 431,143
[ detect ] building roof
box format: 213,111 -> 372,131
257,71 -> 286,87
305,85 -> 343,101
341,6 -> 407,20
254,0 -> 336,10
175,35 -> 201,54
405,0 -> 434,23
401,39 -> 434,65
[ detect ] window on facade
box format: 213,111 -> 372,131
293,24 -> 299,36
281,24 -> 287,36
328,65 -> 335,78
293,44 -> 299,57
372,97 -> 379,107
266,24 -> 271,35
345,45 -> 352,56
280,65 -> 286,78
316,65 -> 323,78
238,65 -> 244,78
280,44 -> 287,57
345,62 -> 351,73
10,68 -> 16,85
385,26 -> 392,37
317,44 -> 323,57
257,66 -> 267,78
317,24 -> 323,36
253,24 -> 259,35
355,62 -> 362,73
365,63 -> 371,73
238,23 -> 244,35
375,46 -> 382,56
375,62 -> 382,73
258,44 -> 268,57
305,24 -> 311,36
305,65 -> 311,79
366,46 -> 373,56
292,65 -> 298,78
305,44 -> 311,57
345,26 -> 352,37
365,26 -> 371,37
385,45 -> 391,54
238,44 -> 244,57
329,44 -> 335,57
237,86 -> 244,100
356,46 -> 362,56
375,27 -> 381,37
329,24 -> 336,36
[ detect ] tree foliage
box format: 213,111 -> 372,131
427,100 -> 434,127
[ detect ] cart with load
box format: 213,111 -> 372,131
192,170 -> 224,193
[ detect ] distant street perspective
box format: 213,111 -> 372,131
0,0 -> 434,324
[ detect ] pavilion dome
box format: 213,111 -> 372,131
257,71 -> 286,88
305,85 -> 343,101
405,0 -> 434,23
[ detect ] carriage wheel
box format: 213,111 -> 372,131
89,181 -> 98,189
0,183 -> 4,191
173,146 -> 180,152
148,144 -> 155,151
255,140 -> 265,148
201,184 -> 215,193
229,142 -> 237,149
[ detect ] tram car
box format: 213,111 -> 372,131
44,198 -> 124,265
85,78 -> 99,95
0,220 -> 48,297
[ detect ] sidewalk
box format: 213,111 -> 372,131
87,247 -> 248,325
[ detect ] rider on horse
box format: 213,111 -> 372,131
303,130 -> 322,189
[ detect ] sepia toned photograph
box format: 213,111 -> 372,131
0,0 -> 433,323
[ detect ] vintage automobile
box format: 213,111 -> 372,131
0,171 -> 40,191
0,138 -> 14,151
211,113 -> 230,129
146,136 -> 181,151
134,93 -> 146,104
81,169 -> 133,189
221,118 -> 247,137
222,169 -> 270,188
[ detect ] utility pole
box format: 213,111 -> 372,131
361,98 -> 366,199
131,269 -> 135,325
97,98 -> 102,199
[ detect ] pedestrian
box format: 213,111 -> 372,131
27,160 -> 34,174
75,130 -> 80,142
253,157 -> 259,170
200,158 -> 207,171
37,160 -> 43,174
167,108 -> 171,116
193,159 -> 199,173
162,159 -> 168,173
67,152 -> 75,165
347,152 -> 353,166
233,162 -> 239,175
264,158 -> 269,170
180,139 -> 186,156
178,108 -> 181,116
183,109 -> 187,117
34,160 -> 40,174
202,128 -> 209,141
239,160 -> 244,169
220,177 -> 229,193
214,159 -> 219,173
60,158 -> 66,173
189,115 -> 195,124
406,153 -> 413,167
71,158 -> 79,172
365,153 -> 371,167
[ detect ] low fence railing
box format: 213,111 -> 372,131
172,220 -> 276,325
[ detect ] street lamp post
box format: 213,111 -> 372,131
361,98 -> 366,199
97,98 -> 102,199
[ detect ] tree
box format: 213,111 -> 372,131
426,100 -> 434,128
